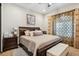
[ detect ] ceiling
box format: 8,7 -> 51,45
15,3 -> 77,14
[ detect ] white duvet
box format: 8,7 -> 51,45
20,34 -> 61,56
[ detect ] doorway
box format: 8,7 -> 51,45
0,3 -> 1,52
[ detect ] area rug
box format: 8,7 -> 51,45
0,47 -> 29,56
13,47 -> 29,56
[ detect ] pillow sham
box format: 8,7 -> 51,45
24,30 -> 30,36
33,30 -> 43,36
24,30 -> 43,36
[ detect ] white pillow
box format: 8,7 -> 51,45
30,31 -> 34,36
25,30 -> 30,36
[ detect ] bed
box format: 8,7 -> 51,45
19,27 -> 62,56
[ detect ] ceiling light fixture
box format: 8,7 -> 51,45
42,9 -> 46,12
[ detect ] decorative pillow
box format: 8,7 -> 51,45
33,30 -> 43,36
24,30 -> 30,36
30,31 -> 34,36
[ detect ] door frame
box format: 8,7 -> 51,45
0,3 -> 1,52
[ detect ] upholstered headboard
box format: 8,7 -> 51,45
19,27 -> 40,37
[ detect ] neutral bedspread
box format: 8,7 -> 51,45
20,34 -> 61,56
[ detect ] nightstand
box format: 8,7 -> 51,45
42,31 -> 47,34
3,36 -> 18,51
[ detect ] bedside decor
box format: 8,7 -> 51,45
27,14 -> 35,25
12,27 -> 18,36
3,32 -> 13,38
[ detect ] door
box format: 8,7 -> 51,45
0,3 -> 1,52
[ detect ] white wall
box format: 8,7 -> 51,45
1,3 -> 44,51
2,3 -> 44,34
43,4 -> 79,31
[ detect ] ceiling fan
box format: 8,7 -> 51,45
38,3 -> 53,7
48,3 -> 53,7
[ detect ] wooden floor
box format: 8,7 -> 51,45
0,46 -> 79,56
68,47 -> 79,56
0,50 -> 13,56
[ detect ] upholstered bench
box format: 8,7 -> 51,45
47,43 -> 69,56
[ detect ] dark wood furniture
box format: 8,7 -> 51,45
19,27 -> 62,56
37,40 -> 62,56
3,35 -> 18,51
42,31 -> 47,34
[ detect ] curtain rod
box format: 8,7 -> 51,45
52,9 -> 75,16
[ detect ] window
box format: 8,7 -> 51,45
54,14 -> 73,38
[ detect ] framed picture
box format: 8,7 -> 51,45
27,14 -> 35,25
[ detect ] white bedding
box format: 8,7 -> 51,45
20,34 -> 61,56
